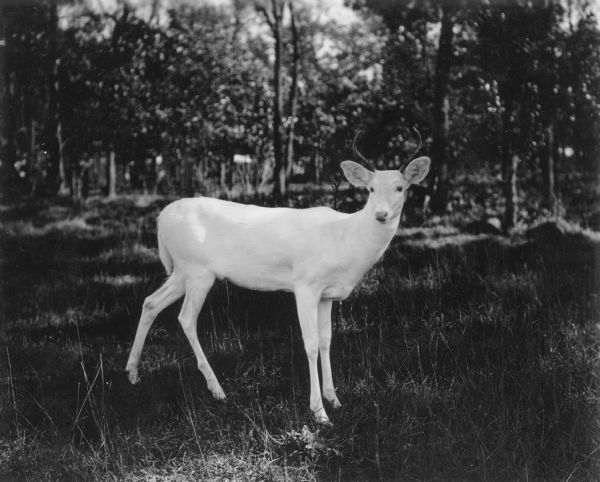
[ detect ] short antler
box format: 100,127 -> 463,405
410,126 -> 423,158
400,126 -> 423,172
352,130 -> 376,171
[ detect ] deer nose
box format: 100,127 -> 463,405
375,211 -> 388,223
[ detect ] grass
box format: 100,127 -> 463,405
1,196 -> 599,481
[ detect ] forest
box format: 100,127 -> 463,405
1,0 -> 599,229
1,1 -> 600,481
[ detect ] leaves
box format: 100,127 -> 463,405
2,0 -> 599,216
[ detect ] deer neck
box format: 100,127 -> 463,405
346,200 -> 400,263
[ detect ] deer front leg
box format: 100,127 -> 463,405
295,286 -> 331,425
318,300 -> 341,409
126,274 -> 184,384
178,275 -> 225,400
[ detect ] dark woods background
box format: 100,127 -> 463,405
1,0 -> 599,230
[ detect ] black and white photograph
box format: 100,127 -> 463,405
1,0 -> 599,480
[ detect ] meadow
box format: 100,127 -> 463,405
1,194 -> 599,481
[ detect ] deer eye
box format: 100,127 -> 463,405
396,186 -> 403,192
369,187 -> 375,193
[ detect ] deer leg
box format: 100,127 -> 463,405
178,273 -> 225,399
295,287 -> 330,425
318,300 -> 341,408
126,274 -> 185,384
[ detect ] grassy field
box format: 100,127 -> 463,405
1,196 -> 599,481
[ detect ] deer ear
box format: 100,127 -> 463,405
340,161 -> 373,187
402,156 -> 430,185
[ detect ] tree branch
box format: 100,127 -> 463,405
256,4 -> 274,33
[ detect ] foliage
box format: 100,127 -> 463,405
1,0 -> 599,221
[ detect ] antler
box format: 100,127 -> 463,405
399,126 -> 423,171
410,126 -> 423,158
352,130 -> 376,171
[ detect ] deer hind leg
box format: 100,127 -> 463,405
295,287 -> 330,425
178,273 -> 225,400
126,273 -> 185,384
318,300 -> 341,409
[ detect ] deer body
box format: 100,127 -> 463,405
158,197 -> 395,299
126,156 -> 430,425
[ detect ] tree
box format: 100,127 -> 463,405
280,4 -> 384,183
257,0 -> 285,198
257,0 -> 302,198
430,3 -> 455,214
364,0 -> 460,213
0,4 -> 13,198
284,1 -> 299,181
477,1 -> 600,226
2,2 -> 70,197
478,3 -> 533,229
566,6 -> 600,182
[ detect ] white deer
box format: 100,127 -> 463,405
125,151 -> 430,425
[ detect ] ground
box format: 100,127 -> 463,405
0,195 -> 599,481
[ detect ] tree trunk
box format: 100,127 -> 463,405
314,144 -> 321,184
56,120 -> 69,196
284,1 -> 299,182
108,148 -> 117,198
272,0 -> 285,198
48,1 -> 69,197
0,8 -> 15,195
70,154 -> 81,200
430,5 -> 454,215
259,0 -> 285,199
180,147 -> 194,197
45,2 -> 63,195
30,118 -> 38,196
594,118 -> 600,185
220,160 -> 227,188
501,105 -> 518,230
540,124 -> 557,214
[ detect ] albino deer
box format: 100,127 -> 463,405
126,152 -> 430,425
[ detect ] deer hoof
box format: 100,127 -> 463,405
126,367 -> 140,385
313,409 -> 333,427
324,390 -> 342,409
210,384 -> 226,400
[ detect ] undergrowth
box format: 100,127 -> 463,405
0,199 -> 599,481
